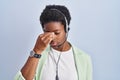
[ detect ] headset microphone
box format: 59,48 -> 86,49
56,32 -> 68,48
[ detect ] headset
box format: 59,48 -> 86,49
50,8 -> 70,33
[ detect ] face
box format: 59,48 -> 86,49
43,21 -> 66,48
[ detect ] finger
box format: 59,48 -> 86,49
42,32 -> 54,44
42,34 -> 53,43
44,36 -> 53,45
43,32 -> 54,37
39,34 -> 44,37
41,32 -> 54,41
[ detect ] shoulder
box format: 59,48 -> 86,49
72,45 -> 92,66
72,45 -> 91,59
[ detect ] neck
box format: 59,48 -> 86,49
52,41 -> 71,52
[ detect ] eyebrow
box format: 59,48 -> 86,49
44,30 -> 60,32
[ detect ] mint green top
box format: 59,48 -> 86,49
14,45 -> 92,80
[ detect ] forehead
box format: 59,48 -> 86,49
43,21 -> 64,31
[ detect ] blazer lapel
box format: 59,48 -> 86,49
72,46 -> 84,80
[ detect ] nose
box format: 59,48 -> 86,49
52,32 -> 57,40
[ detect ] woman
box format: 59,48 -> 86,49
15,5 -> 92,80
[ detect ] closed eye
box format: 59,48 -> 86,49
55,32 -> 60,35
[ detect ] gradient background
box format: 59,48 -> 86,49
0,0 -> 120,80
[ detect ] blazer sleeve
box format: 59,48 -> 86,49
86,55 -> 93,80
14,71 -> 35,80
14,71 -> 25,80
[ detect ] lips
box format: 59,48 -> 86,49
50,41 -> 58,47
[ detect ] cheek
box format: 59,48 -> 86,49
56,33 -> 66,41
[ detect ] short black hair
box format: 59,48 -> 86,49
40,5 -> 71,32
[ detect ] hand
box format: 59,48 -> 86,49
33,32 -> 54,54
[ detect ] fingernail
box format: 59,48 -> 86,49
52,32 -> 54,35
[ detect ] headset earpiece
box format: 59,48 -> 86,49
68,27 -> 70,31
